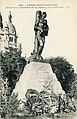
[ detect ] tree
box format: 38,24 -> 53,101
1,51 -> 27,95
47,57 -> 76,94
7,93 -> 20,116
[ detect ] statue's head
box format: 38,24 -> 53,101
36,10 -> 42,21
42,12 -> 47,18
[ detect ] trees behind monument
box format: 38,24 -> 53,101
48,56 -> 76,95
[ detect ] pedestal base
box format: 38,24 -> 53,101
14,61 -> 65,100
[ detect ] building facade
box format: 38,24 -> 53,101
0,11 -> 19,53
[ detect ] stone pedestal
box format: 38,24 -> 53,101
14,61 -> 65,100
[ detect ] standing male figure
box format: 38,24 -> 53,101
33,11 -> 49,59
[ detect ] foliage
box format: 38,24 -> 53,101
23,89 -> 39,114
0,51 -> 26,94
23,89 -> 52,116
47,57 -> 76,94
7,93 -> 20,116
71,75 -> 77,98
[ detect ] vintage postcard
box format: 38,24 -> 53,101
0,0 -> 77,119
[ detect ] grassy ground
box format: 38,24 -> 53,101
5,111 -> 77,119
2,100 -> 77,119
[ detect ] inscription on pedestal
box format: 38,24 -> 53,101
36,66 -> 51,84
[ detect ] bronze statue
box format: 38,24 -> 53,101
33,11 -> 49,59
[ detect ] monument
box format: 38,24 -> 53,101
14,11 -> 65,100
27,10 -> 49,62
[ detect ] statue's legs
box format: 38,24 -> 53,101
38,37 -> 45,56
34,31 -> 42,59
33,34 -> 39,57
33,31 -> 45,59
34,35 -> 38,53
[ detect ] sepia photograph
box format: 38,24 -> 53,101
0,0 -> 77,119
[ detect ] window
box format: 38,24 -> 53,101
14,38 -> 17,44
9,37 -> 13,42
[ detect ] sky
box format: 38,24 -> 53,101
1,0 -> 77,72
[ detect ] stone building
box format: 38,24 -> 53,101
0,11 -> 20,53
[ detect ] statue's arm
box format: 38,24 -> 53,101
36,26 -> 43,32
